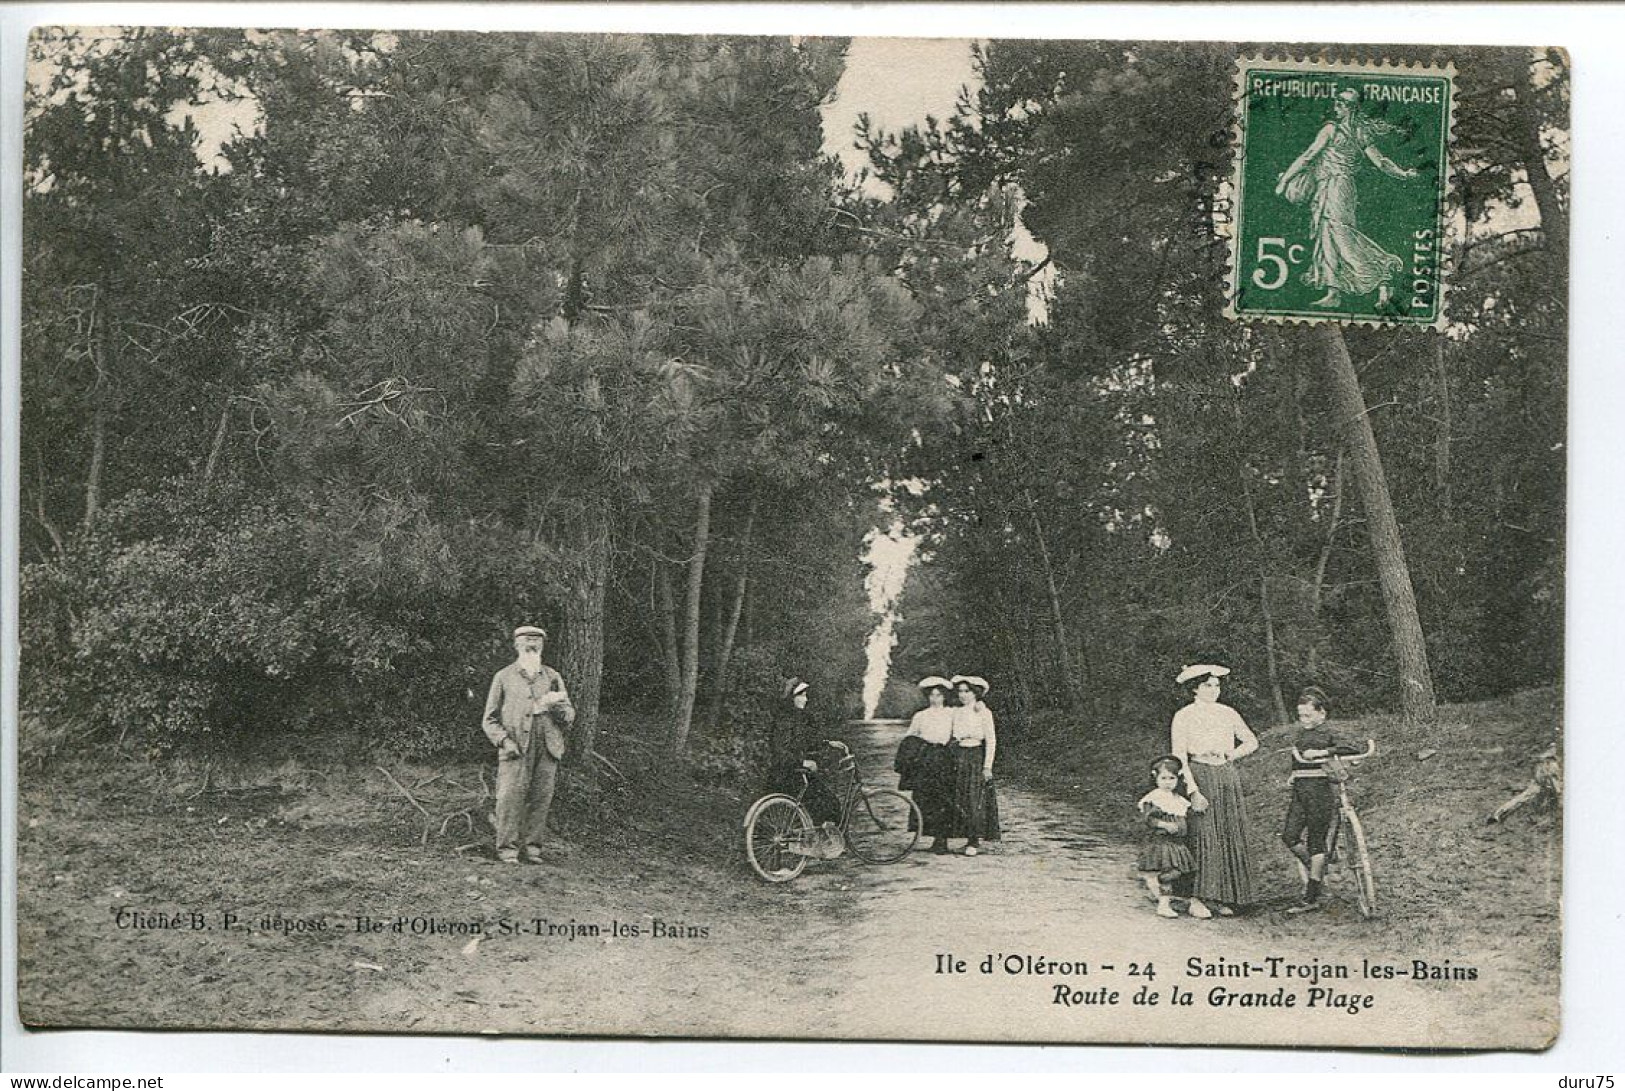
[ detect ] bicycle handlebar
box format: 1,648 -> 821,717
798,740 -> 858,778
1290,738 -> 1377,765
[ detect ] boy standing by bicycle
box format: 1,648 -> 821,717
1282,686 -> 1362,913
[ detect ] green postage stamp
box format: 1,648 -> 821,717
1227,57 -> 1455,327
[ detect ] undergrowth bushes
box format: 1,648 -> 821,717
19,478 -> 560,761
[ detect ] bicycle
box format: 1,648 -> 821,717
1290,738 -> 1378,918
743,740 -> 922,883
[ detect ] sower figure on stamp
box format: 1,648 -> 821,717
482,625 -> 575,864
1274,88 -> 1419,310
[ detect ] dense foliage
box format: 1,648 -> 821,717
869,42 -> 1566,730
20,29 -> 936,760
19,31 -> 1565,768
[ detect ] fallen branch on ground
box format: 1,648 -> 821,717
376,765 -> 490,846
1487,746 -> 1562,824
591,750 -> 628,783
376,766 -> 431,817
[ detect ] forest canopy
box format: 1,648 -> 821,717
18,31 -> 1565,766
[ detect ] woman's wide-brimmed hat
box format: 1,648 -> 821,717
917,675 -> 952,692
1175,663 -> 1231,685
782,677 -> 811,700
950,674 -> 990,695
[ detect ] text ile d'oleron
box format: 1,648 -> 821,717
111,906 -> 712,942
934,951 -> 1480,1016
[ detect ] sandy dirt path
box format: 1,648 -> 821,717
355,719 -> 1553,1048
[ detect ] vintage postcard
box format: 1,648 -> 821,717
12,28 -> 1565,1049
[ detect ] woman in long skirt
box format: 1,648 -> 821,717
1169,664 -> 1259,917
946,674 -> 1001,856
767,677 -> 840,825
899,676 -> 956,854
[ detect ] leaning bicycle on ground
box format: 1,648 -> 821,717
1286,739 -> 1378,918
744,741 -> 922,882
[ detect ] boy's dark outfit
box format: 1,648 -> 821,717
1283,723 -> 1361,861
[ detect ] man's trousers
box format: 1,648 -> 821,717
494,743 -> 559,854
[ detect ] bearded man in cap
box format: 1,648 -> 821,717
482,625 -> 575,864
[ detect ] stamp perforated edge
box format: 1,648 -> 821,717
1221,54 -> 1458,332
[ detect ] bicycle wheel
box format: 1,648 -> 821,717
845,788 -> 920,864
745,795 -> 813,883
1341,808 -> 1377,918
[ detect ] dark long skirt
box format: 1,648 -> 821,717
944,744 -> 1001,841
1187,760 -> 1256,905
769,759 -> 840,825
1138,832 -> 1196,885
908,743 -> 954,836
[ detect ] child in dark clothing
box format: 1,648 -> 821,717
1138,755 -> 1197,918
1281,686 -> 1364,912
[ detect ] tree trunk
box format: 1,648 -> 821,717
1071,600 -> 1102,725
1313,325 -> 1437,721
203,396 -> 231,484
1307,446 -> 1347,677
1024,492 -> 1087,714
1512,62 -> 1567,272
83,290 -> 112,530
655,561 -> 682,719
1230,380 -> 1289,724
1239,465 -> 1290,726
26,451 -> 66,558
671,482 -> 713,753
561,506 -> 611,774
998,624 -> 1036,721
1258,575 -> 1288,725
1431,335 -> 1453,519
83,399 -> 107,530
707,500 -> 756,734
563,249 -> 586,322
1286,333 -> 1315,519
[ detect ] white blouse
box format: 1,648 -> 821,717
1169,701 -> 1259,788
905,705 -> 955,745
950,704 -> 998,774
